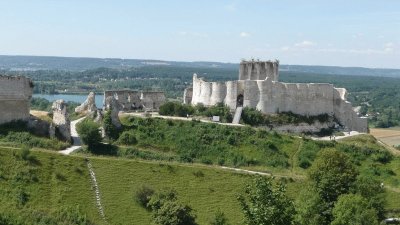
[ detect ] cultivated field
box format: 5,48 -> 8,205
370,127 -> 400,147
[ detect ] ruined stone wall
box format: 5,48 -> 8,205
238,60 -> 279,81
183,87 -> 193,104
0,76 -> 33,124
104,90 -> 141,110
104,90 -> 166,111
51,99 -> 71,141
141,91 -> 166,110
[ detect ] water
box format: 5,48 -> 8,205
33,94 -> 104,107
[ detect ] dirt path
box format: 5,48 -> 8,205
311,131 -> 363,141
121,112 -> 244,127
59,117 -> 85,155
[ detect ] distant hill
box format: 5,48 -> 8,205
0,55 -> 399,78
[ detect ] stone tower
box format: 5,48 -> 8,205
238,59 -> 279,81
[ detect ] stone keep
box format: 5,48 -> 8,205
0,75 -> 33,124
189,59 -> 368,133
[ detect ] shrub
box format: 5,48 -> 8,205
135,185 -> 155,209
117,131 -> 138,145
210,210 -> 230,225
76,119 -> 102,150
193,171 -> 204,178
148,190 -> 197,225
19,146 -> 32,161
241,107 -> 265,126
159,102 -> 176,116
372,150 -> 393,164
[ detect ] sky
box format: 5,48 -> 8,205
0,0 -> 399,68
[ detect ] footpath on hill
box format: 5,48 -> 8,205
59,117 -> 85,155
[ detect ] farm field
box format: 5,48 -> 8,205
370,127 -> 400,148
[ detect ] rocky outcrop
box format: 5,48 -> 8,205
75,92 -> 97,114
104,96 -> 121,128
50,99 -> 71,142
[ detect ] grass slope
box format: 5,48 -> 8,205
0,148 -> 103,224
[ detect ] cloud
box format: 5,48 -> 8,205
294,40 -> 316,48
240,32 -> 251,38
281,46 -> 290,51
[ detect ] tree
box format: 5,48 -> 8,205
147,190 -> 197,225
295,185 -> 330,225
103,110 -> 119,140
76,119 -> 102,150
237,176 -> 295,225
331,194 -> 379,225
308,149 -> 358,203
159,102 -> 176,116
352,175 -> 386,220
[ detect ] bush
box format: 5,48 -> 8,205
210,210 -> 230,225
76,119 -> 102,150
148,190 -> 197,225
372,150 -> 393,164
135,185 -> 155,209
117,131 -> 138,145
241,107 -> 265,126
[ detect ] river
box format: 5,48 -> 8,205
33,94 -> 104,107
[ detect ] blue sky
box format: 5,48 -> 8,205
0,0 -> 399,68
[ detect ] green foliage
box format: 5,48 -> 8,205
118,116 -> 293,168
308,149 -> 358,203
0,121 -> 69,150
135,185 -> 155,209
295,186 -> 329,225
331,194 -> 379,225
241,107 -> 265,126
352,175 -> 386,220
148,190 -> 198,225
103,110 -> 119,140
117,131 -> 138,145
76,119 -> 102,150
210,210 -> 230,225
237,176 -> 295,225
30,97 -> 52,111
159,102 -> 232,123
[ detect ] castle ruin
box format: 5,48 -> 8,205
0,76 -> 33,124
104,90 -> 166,111
185,60 -> 368,132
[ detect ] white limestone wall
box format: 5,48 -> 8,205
210,82 -> 227,105
333,88 -> 368,132
242,80 -> 259,108
189,73 -> 367,132
225,81 -> 238,110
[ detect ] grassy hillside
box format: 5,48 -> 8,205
1,115 -> 400,224
0,147 -> 103,224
